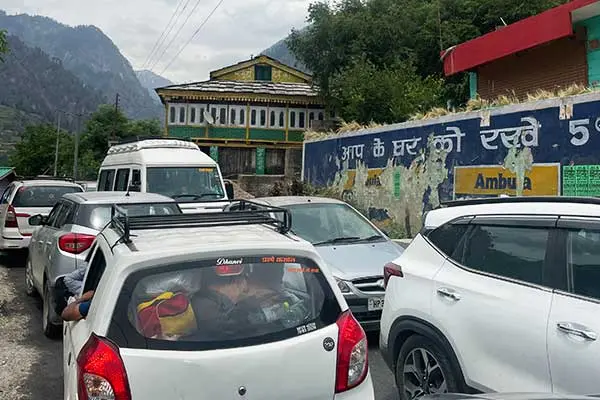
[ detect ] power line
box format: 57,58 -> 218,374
159,0 -> 226,76
147,0 -> 194,71
142,0 -> 187,69
148,0 -> 204,72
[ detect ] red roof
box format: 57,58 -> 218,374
442,0 -> 600,76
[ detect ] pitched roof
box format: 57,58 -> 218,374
157,79 -> 319,98
0,167 -> 14,180
209,55 -> 312,82
442,0 -> 599,76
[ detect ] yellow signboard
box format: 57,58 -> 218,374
454,164 -> 560,197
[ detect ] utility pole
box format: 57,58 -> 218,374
112,93 -> 120,144
73,112 -> 82,181
53,112 -> 61,177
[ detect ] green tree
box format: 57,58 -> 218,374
330,59 -> 443,124
287,0 -> 567,121
0,29 -> 8,62
127,118 -> 163,137
80,104 -> 131,162
9,124 -> 74,177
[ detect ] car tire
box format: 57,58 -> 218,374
25,255 -> 37,297
42,279 -> 61,340
395,334 -> 462,400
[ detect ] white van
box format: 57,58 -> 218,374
97,139 -> 233,213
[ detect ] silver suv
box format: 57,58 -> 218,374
0,179 -> 83,252
25,191 -> 181,338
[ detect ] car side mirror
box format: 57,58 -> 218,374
224,181 -> 234,200
29,214 -> 45,226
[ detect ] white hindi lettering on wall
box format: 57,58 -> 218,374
432,127 -> 466,153
341,144 -> 365,161
392,137 -> 421,157
480,116 -> 540,150
373,138 -> 386,158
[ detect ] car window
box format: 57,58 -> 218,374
12,185 -> 82,208
79,203 -> 181,230
0,185 -> 14,204
460,225 -> 549,286
107,256 -> 342,350
46,203 -> 65,227
98,170 -> 116,192
567,228 -> 600,300
427,223 -> 469,258
83,247 -> 107,294
286,203 -> 381,245
114,169 -> 130,191
52,201 -> 75,228
146,167 -> 224,201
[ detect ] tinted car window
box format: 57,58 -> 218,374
98,170 -> 115,191
79,203 -> 181,230
568,228 -> 600,300
0,185 -> 13,204
53,202 -> 76,228
427,223 -> 469,258
115,169 -> 130,191
461,225 -> 549,285
12,185 -> 82,208
108,256 -> 341,350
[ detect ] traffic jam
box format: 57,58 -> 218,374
1,139 -> 600,400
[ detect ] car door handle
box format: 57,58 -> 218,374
437,287 -> 461,301
45,241 -> 52,245
557,322 -> 598,341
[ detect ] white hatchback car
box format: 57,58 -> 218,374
380,196 -> 600,399
0,179 -> 83,252
63,201 -> 374,400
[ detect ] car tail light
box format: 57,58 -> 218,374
77,334 -> 131,400
383,262 -> 403,288
335,310 -> 368,393
4,205 -> 18,228
58,233 -> 96,254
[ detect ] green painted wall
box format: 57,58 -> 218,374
469,72 -> 478,99
167,125 -> 304,143
576,16 -> 600,88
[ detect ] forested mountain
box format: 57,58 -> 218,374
0,10 -> 161,120
135,69 -> 173,104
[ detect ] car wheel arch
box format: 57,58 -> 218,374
389,316 -> 470,392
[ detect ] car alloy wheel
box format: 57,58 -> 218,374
402,347 -> 447,399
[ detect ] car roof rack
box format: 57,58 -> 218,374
439,196 -> 600,208
110,199 -> 292,244
115,136 -> 185,145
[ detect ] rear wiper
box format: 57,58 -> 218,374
313,236 -> 361,246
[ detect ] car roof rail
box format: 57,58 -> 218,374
17,175 -> 76,182
109,199 -> 292,244
438,196 -> 600,208
114,136 -> 185,145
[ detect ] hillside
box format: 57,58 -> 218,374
135,69 -> 173,104
0,105 -> 44,164
0,10 -> 161,120
262,35 -> 309,74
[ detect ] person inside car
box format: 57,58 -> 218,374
61,290 -> 94,322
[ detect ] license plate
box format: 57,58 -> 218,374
367,297 -> 384,311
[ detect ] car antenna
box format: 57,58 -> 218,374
125,187 -> 131,197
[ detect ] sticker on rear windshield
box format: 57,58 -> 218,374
216,257 -> 243,266
296,322 -> 317,335
261,256 -> 297,263
198,168 -> 214,172
287,266 -> 320,273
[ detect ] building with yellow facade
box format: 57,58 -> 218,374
156,55 -> 327,178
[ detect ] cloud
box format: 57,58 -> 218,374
2,0 -> 312,82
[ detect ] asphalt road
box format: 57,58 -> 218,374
0,251 -> 398,400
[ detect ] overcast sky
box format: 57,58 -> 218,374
2,0 -> 312,83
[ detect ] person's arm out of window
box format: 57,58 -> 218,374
61,291 -> 94,321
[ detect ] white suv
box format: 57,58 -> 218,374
380,197 -> 600,399
63,200 -> 374,400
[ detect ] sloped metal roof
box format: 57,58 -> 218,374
159,80 -> 319,98
0,167 -> 14,180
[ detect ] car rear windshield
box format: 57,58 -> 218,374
12,185 -> 82,208
108,256 -> 342,350
77,203 -> 181,230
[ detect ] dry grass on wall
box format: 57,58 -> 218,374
304,84 -> 593,140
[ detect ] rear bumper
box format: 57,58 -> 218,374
346,298 -> 382,332
0,233 -> 30,250
333,372 -> 375,400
